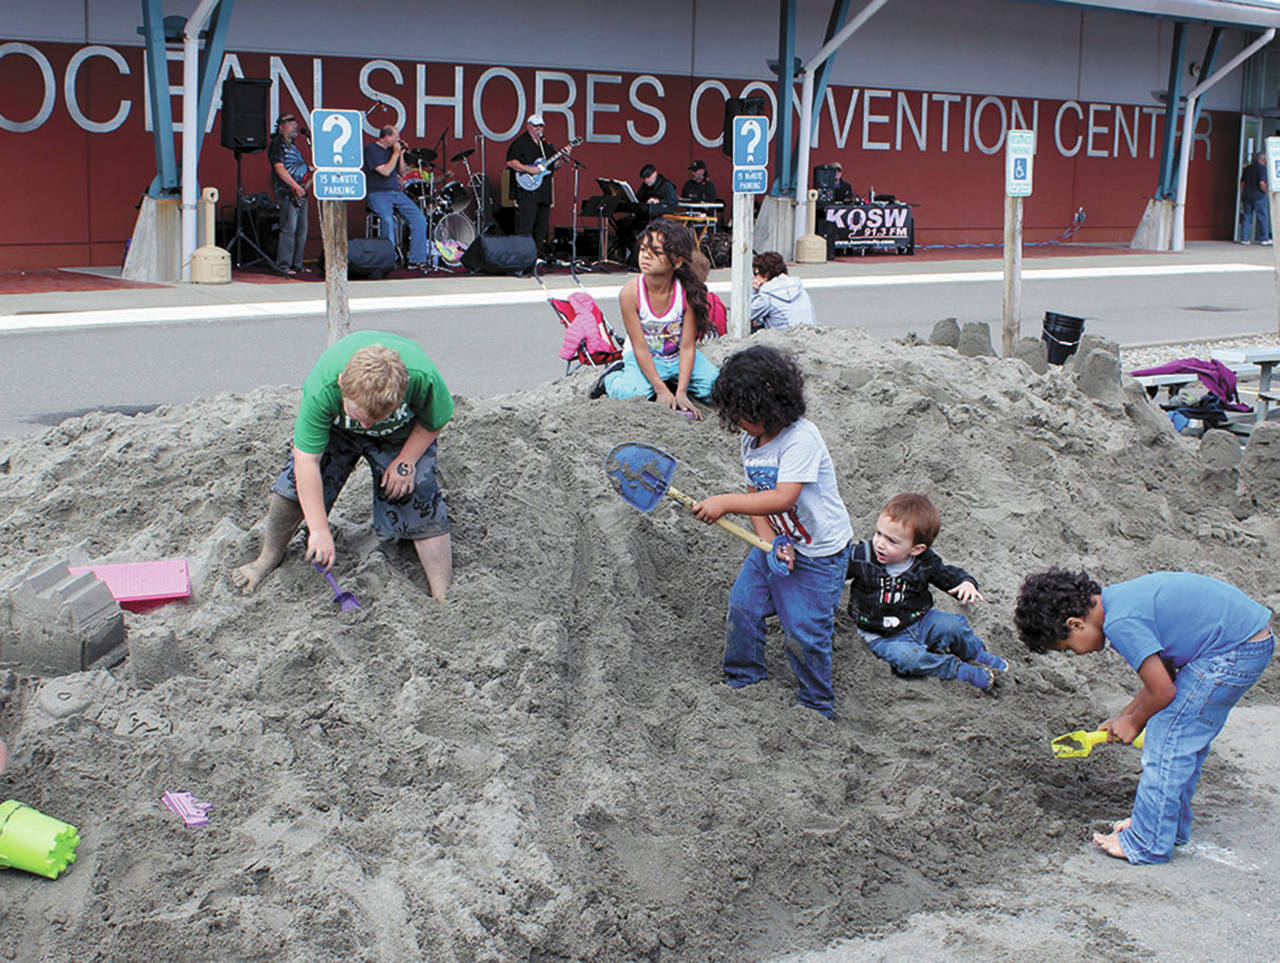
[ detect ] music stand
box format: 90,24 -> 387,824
226,148 -> 283,273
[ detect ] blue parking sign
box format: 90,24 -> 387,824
310,109 -> 363,171
732,115 -> 768,167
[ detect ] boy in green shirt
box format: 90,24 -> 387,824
234,331 -> 454,599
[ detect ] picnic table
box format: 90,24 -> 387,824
1212,346 -> 1280,424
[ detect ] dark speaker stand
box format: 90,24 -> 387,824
226,148 -> 283,273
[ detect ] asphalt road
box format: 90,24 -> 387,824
2,247 -> 1278,440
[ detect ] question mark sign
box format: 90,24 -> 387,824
744,119 -> 763,162
323,113 -> 353,166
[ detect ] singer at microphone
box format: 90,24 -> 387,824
365,124 -> 430,270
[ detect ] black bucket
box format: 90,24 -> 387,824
1042,311 -> 1085,365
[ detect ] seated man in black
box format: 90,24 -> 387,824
638,163 -> 679,216
680,159 -> 718,204
616,164 -> 679,265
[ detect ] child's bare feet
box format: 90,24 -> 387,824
0,737 -> 7,775
1092,820 -> 1130,860
232,557 -> 279,595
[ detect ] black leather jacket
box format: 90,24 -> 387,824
845,540 -> 977,634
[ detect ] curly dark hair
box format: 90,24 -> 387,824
640,219 -> 712,339
1014,568 -> 1102,653
709,345 -> 806,434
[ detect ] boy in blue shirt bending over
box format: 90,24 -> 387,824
1015,569 -> 1274,864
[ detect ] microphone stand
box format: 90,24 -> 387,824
569,156 -> 587,276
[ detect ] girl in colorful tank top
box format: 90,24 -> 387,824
601,219 -> 719,415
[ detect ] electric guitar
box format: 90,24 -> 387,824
515,137 -> 583,191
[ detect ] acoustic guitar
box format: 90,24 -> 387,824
515,137 -> 584,191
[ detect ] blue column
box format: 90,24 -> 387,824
1156,23 -> 1186,200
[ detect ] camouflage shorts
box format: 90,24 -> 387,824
271,430 -> 449,539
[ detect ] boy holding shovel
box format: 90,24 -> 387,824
691,346 -> 853,719
1015,568 -> 1274,864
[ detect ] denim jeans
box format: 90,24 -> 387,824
367,190 -> 428,265
1240,195 -> 1270,243
724,541 -> 851,717
1118,633 -> 1274,864
275,193 -> 308,270
864,608 -> 986,679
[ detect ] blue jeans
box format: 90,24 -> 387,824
275,192 -> 308,270
1119,633 -> 1274,864
367,190 -> 428,265
603,347 -> 719,400
724,541 -> 851,717
1240,195 -> 1270,243
864,608 -> 986,680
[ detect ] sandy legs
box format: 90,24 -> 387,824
1092,817 -> 1131,860
233,493 -> 304,594
413,533 -> 452,601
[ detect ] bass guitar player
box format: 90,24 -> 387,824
505,112 -> 577,252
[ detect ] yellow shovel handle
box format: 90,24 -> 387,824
665,485 -> 775,553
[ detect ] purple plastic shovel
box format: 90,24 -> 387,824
312,563 -> 361,611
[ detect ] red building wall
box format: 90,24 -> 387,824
0,42 -> 1240,270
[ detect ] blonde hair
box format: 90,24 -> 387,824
338,345 -> 408,419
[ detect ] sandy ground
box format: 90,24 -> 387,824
0,325 -> 1277,961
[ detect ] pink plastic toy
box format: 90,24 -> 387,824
161,791 -> 212,827
67,559 -> 191,612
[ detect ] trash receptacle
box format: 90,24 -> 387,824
1042,311 -> 1085,365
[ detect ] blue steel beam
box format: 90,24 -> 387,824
195,0 -> 235,168
139,0 -> 178,196
771,0 -> 799,196
1156,22 -> 1186,199
809,0 -> 853,152
1187,26 -> 1222,156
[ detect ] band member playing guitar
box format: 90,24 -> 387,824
268,114 -> 313,276
505,112 -> 577,254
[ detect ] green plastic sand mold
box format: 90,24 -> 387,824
0,799 -> 80,879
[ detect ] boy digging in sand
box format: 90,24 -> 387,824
234,331 -> 454,600
1015,569 -> 1274,864
846,493 -> 1006,692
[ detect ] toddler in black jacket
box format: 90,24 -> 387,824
847,493 -> 1007,691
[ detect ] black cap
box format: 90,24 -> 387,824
689,159 -> 706,172
275,113 -> 296,127
639,164 -> 656,178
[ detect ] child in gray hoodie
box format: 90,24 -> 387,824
750,251 -> 818,332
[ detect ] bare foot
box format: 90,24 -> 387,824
0,737 -> 7,775
1111,817 -> 1132,834
1092,828 -> 1129,860
232,557 -> 279,595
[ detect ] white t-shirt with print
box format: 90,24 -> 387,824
739,417 -> 853,558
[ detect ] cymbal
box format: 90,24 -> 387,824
449,148 -> 475,163
404,147 -> 437,164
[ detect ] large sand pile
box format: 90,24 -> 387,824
0,326 -> 1277,960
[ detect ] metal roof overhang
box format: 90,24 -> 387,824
1036,0 -> 1280,29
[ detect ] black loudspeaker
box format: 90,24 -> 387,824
221,78 -> 272,153
721,96 -> 767,157
461,235 -> 537,274
347,238 -> 397,279
812,164 -> 837,205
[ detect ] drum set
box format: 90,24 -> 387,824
397,145 -> 490,256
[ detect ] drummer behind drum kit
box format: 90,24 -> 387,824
399,144 -> 492,255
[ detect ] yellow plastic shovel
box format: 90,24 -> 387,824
1051,728 -> 1145,759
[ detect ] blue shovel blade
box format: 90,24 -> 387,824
605,442 -> 677,514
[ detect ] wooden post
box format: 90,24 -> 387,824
1001,194 -> 1023,356
729,191 -> 754,339
320,201 -> 350,345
